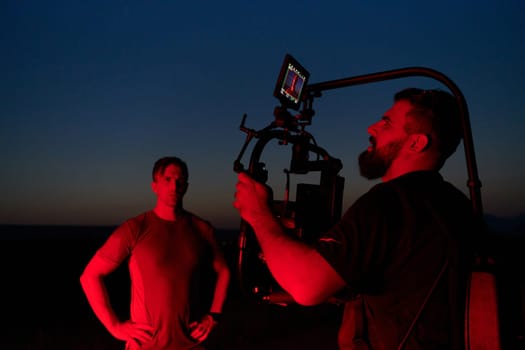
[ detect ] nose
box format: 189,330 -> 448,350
168,179 -> 178,190
367,122 -> 378,135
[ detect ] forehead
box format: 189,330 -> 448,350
385,99 -> 412,124
158,164 -> 186,178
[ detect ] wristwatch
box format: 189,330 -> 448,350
208,312 -> 222,322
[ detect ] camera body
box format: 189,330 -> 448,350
234,54 -> 344,304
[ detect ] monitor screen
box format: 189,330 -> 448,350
273,54 -> 310,110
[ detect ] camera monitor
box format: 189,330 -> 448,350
273,54 -> 310,110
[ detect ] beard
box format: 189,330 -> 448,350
358,137 -> 405,179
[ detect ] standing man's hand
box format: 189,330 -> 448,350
110,320 -> 155,347
233,172 -> 273,226
189,314 -> 218,342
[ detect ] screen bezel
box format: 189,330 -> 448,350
273,54 -> 310,110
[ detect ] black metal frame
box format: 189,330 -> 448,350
234,65 -> 486,308
306,66 -> 483,220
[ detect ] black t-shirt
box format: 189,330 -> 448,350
315,171 -> 474,350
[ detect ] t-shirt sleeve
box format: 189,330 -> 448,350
96,219 -> 137,266
314,185 -> 398,294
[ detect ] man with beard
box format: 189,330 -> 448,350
234,88 -> 474,350
81,156 -> 230,349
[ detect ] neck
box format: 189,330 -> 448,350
153,204 -> 183,221
382,158 -> 438,182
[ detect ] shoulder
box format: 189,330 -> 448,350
351,181 -> 399,214
112,211 -> 151,242
96,212 -> 150,261
340,179 -> 411,230
184,211 -> 214,234
359,171 -> 462,207
122,211 -> 150,231
183,211 -> 219,247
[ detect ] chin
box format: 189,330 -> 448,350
164,200 -> 177,208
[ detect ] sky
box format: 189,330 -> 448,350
1,1 -> 524,229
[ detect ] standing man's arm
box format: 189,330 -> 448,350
189,234 -> 231,342
80,255 -> 154,347
210,246 -> 231,314
234,172 -> 346,305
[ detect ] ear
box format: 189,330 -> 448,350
408,133 -> 430,153
151,181 -> 158,194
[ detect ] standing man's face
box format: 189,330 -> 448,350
359,100 -> 411,179
152,164 -> 188,208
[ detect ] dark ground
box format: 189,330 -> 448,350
0,225 -> 523,350
0,225 -> 341,350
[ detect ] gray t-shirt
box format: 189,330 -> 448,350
97,210 -> 217,350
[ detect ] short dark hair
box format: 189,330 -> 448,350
395,88 -> 462,166
152,156 -> 189,181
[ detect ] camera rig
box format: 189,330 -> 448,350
233,54 -> 484,307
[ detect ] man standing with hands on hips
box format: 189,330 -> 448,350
81,156 -> 230,350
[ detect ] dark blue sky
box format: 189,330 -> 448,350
1,1 -> 524,229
